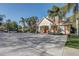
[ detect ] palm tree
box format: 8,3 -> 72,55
48,6 -> 59,19
48,5 -> 64,33
48,5 -> 64,22
73,4 -> 79,35
61,3 -> 74,17
62,3 -> 79,35
26,16 -> 38,33
19,17 -> 26,32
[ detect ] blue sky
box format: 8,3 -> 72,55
0,3 -> 72,24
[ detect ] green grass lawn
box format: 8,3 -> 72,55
65,34 -> 79,49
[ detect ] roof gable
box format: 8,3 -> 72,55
38,17 -> 54,25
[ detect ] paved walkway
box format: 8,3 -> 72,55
63,47 -> 79,56
0,33 -> 67,56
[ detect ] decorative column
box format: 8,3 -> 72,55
38,26 -> 40,32
49,24 -> 51,33
64,25 -> 66,35
76,18 -> 79,35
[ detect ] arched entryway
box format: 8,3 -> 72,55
40,26 -> 49,33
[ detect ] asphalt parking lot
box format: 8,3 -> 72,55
0,33 -> 67,56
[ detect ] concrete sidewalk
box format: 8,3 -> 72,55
63,47 -> 79,56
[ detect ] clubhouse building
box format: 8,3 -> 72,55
38,16 -> 72,34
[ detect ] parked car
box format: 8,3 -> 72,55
4,30 -> 8,32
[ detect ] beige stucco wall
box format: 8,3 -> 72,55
39,18 -> 53,26
38,18 -> 53,32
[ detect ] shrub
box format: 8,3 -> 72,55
28,27 -> 36,33
48,32 -> 63,35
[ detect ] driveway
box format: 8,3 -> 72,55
0,33 -> 67,56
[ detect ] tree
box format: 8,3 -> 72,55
48,5 -> 64,21
18,25 -> 22,29
26,16 -> 38,33
6,19 -> 11,32
61,3 -> 74,17
19,17 -> 26,32
48,5 -> 64,33
48,6 -> 59,19
62,3 -> 79,35
5,19 -> 18,32
68,15 -> 76,28
11,21 -> 18,31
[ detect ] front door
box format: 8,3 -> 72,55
44,28 -> 48,33
40,26 -> 49,33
